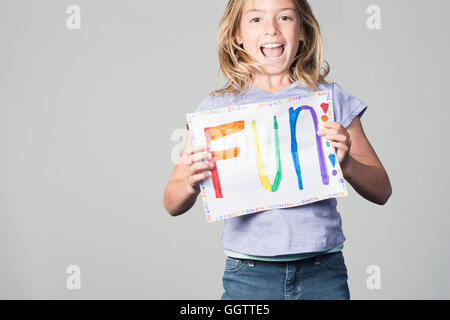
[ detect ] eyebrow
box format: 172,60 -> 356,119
244,8 -> 296,16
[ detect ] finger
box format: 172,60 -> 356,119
192,151 -> 212,163
317,128 -> 338,136
328,121 -> 343,128
330,141 -> 350,152
182,151 -> 210,166
181,152 -> 192,166
189,144 -> 208,155
323,135 -> 337,143
320,121 -> 338,129
189,160 -> 215,175
185,144 -> 207,157
325,134 -> 348,143
192,160 -> 214,172
188,171 -> 211,186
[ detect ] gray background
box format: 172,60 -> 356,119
0,0 -> 448,299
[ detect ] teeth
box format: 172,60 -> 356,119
261,43 -> 284,48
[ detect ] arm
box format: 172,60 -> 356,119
341,117 -> 392,205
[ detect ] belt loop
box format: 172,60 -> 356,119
314,255 -> 321,265
245,259 -> 255,267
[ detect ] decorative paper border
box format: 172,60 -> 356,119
186,91 -> 348,223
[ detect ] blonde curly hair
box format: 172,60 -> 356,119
211,0 -> 330,96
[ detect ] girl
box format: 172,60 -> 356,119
163,0 -> 391,300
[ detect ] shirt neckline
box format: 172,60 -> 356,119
248,80 -> 303,95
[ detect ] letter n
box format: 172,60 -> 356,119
289,106 -> 329,190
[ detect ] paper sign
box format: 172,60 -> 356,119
186,91 -> 348,222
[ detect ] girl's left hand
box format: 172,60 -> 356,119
317,121 -> 352,173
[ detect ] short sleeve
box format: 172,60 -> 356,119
332,82 -> 368,128
194,94 -> 216,113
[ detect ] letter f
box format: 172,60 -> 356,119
204,121 -> 244,198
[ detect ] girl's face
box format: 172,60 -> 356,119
236,0 -> 304,78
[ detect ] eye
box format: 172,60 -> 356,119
250,17 -> 261,23
280,16 -> 292,21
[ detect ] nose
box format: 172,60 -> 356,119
264,18 -> 280,36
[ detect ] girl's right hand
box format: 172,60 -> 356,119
182,144 -> 215,194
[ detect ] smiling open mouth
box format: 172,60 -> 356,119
260,45 -> 285,59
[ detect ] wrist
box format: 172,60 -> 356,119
342,155 -> 355,179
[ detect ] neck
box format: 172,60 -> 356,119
250,74 -> 293,93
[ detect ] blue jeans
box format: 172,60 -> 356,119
221,251 -> 350,300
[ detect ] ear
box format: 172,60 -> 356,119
299,27 -> 305,42
235,29 -> 243,45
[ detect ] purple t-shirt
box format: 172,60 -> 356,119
194,80 -> 367,256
